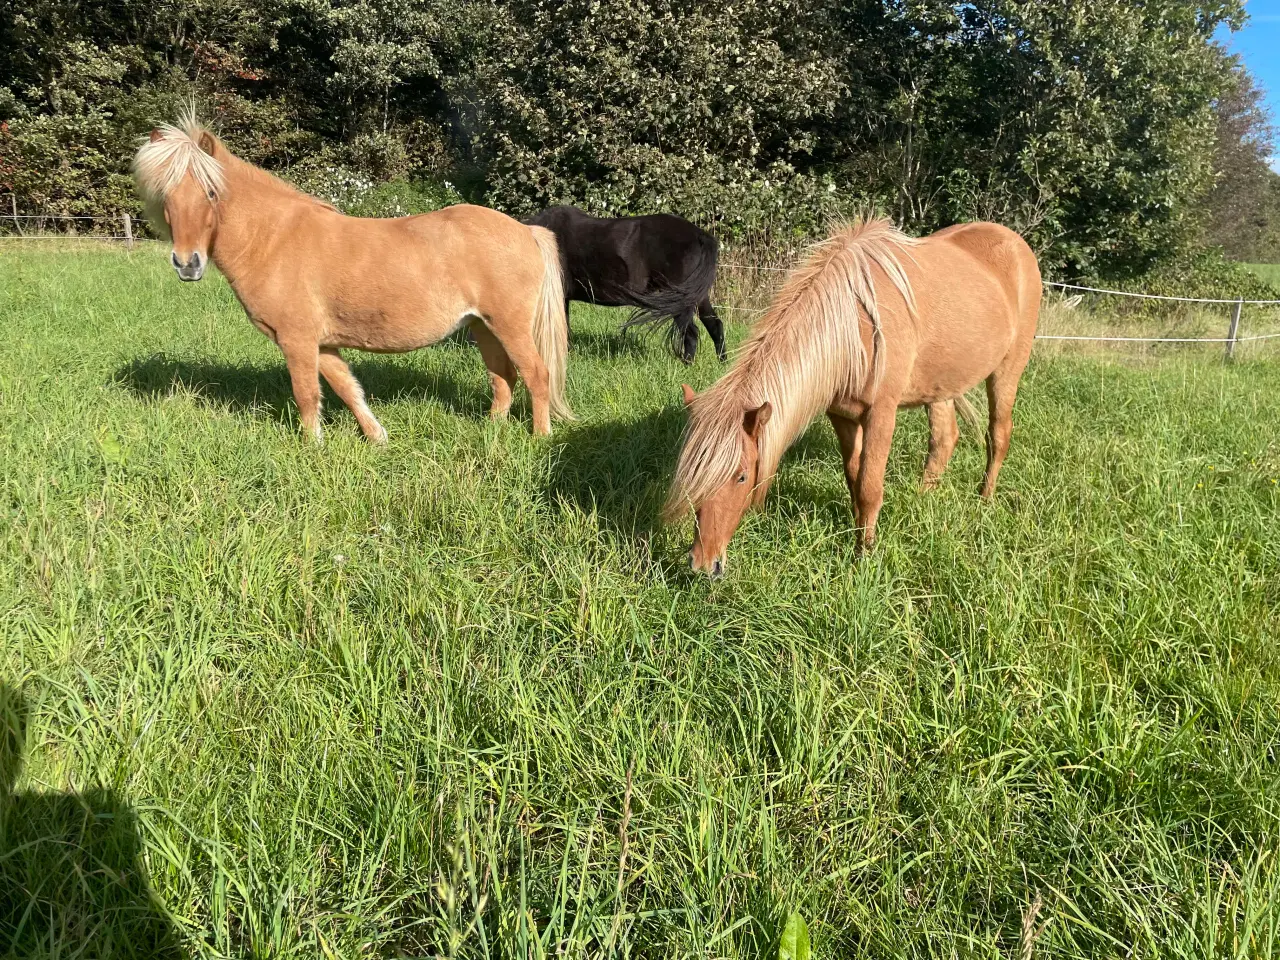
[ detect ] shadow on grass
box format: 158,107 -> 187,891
112,351 -> 489,424
569,328 -> 659,362
0,682 -> 185,958
544,407 -> 855,538
546,404 -> 687,537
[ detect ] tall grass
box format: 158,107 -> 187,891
1,245 -> 1279,959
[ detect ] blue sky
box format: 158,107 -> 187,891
1218,0 -> 1280,170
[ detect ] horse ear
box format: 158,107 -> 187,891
149,129 -> 163,143
681,384 -> 696,407
198,131 -> 217,155
743,402 -> 772,439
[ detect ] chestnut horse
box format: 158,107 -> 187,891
666,217 -> 1040,576
133,112 -> 572,439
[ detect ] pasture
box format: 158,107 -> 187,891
2,244 -> 1279,959
1244,263 -> 1280,289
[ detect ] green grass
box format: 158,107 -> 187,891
1243,262 -> 1280,289
2,244 -> 1279,959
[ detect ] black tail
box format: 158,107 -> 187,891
620,233 -> 718,355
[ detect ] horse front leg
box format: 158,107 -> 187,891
281,340 -> 323,443
855,399 -> 899,551
828,412 -> 863,521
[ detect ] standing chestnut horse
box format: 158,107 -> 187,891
666,217 -> 1040,576
134,112 -> 571,439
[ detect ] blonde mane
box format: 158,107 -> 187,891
664,217 -> 918,521
132,108 -> 226,203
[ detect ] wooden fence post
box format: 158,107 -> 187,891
1225,299 -> 1243,360
122,212 -> 134,251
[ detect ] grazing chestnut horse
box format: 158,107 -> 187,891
133,112 -> 571,439
666,217 -> 1040,576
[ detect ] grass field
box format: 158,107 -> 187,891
2,244 -> 1279,959
1244,263 -> 1280,290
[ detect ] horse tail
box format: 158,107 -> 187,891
621,231 -> 718,354
529,225 -> 574,421
954,392 -> 984,433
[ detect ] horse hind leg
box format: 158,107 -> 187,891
485,319 -> 552,436
673,308 -> 699,364
319,347 -> 386,443
471,320 -> 518,420
981,351 -> 1031,498
921,400 -> 959,490
697,296 -> 727,362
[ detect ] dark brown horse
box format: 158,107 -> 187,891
527,205 -> 725,363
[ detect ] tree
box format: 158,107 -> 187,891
1203,62 -> 1280,261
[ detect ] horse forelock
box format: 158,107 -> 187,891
663,217 -> 918,521
132,109 -> 226,203
663,385 -> 760,522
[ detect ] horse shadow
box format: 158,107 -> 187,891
112,351 -> 489,424
0,681 -> 185,958
546,403 -> 687,537
544,406 -> 850,540
568,328 -> 659,362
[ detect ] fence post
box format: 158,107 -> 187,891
122,213 -> 134,251
1225,299 -> 1243,360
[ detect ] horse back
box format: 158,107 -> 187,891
927,222 -> 1041,325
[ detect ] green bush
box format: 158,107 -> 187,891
1132,248 -> 1280,303
3,0 -> 1271,285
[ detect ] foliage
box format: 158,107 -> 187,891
778,912 -> 811,960
1203,63 -> 1280,262
0,0 -> 1272,281
2,246 -> 1280,957
1102,246 -> 1280,308
1244,262 -> 1280,289
285,168 -> 464,217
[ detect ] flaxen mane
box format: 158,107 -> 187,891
133,109 -> 336,238
133,110 -> 223,193
664,217 -> 918,521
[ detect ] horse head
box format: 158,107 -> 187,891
677,384 -> 771,578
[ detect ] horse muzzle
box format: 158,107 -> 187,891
171,249 -> 206,282
689,549 -> 725,579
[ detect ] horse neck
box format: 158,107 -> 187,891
209,159 -> 305,287
710,325 -> 841,485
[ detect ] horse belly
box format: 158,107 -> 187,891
325,301 -> 445,352
900,316 -> 1016,405
327,277 -> 461,352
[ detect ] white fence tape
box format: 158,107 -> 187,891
1042,280 -> 1280,306
716,260 -> 1280,347
6,224 -> 1278,347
